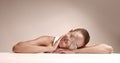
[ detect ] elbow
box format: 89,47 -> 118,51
12,45 -> 19,53
12,42 -> 24,53
104,45 -> 113,54
99,44 -> 113,54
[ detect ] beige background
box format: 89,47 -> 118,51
0,0 -> 120,53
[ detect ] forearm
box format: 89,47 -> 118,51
12,42 -> 51,53
73,47 -> 103,54
72,44 -> 113,54
53,44 -> 113,54
12,36 -> 61,53
54,48 -> 103,54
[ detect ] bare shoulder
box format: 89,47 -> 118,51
35,36 -> 54,40
15,36 -> 54,46
31,36 -> 55,46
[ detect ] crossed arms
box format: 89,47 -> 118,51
12,36 -> 113,54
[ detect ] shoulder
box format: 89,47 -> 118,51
33,36 -> 55,45
35,36 -> 55,41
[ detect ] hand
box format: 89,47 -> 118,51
54,48 -> 75,54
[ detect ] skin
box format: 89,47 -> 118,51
12,29 -> 113,54
58,31 -> 85,49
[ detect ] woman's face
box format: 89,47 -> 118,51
59,31 -> 85,49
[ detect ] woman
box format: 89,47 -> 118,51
12,28 -> 113,53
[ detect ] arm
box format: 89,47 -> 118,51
13,42 -> 53,53
73,44 -> 113,54
12,36 -> 56,53
12,35 -> 64,53
54,44 -> 113,54
53,48 -> 75,54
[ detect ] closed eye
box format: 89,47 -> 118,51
64,39 -> 68,42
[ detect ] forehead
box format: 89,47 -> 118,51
68,31 -> 83,38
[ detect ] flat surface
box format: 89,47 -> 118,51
0,52 -> 120,63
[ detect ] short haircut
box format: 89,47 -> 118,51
70,28 -> 90,47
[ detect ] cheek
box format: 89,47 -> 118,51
77,39 -> 84,47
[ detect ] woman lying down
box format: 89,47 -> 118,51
12,28 -> 113,54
